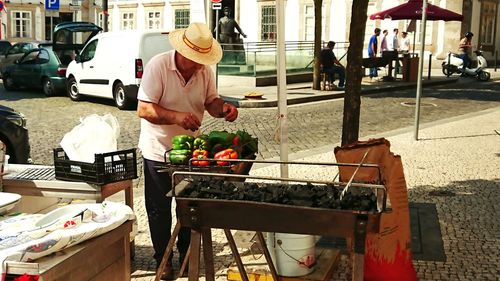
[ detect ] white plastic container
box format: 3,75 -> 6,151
274,233 -> 316,277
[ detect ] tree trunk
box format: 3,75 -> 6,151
312,0 -> 323,90
341,0 -> 369,146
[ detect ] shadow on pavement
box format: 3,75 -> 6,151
365,82 -> 500,102
417,132 -> 498,141
0,89 -> 48,101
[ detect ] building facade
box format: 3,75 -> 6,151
1,0 -> 498,61
0,0 -> 103,42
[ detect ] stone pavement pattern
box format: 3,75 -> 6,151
129,107 -> 500,280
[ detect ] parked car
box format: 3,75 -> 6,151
65,29 -> 173,110
1,22 -> 102,96
0,105 -> 31,164
2,45 -> 68,96
0,42 -> 40,76
0,40 -> 12,56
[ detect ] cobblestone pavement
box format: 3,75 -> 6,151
1,80 -> 499,280
249,108 -> 500,281
1,80 -> 499,165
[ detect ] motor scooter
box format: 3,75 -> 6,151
442,50 -> 491,81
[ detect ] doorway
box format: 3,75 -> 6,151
45,12 -> 73,41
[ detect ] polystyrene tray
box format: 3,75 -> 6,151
0,192 -> 21,215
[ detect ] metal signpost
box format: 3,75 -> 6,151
45,0 -> 60,41
414,0 -> 428,140
212,0 -> 221,89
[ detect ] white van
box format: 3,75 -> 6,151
65,30 -> 172,109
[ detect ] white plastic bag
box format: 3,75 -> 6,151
60,114 -> 120,163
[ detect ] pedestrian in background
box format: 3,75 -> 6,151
368,28 -> 381,79
319,41 -> 345,89
380,29 -> 389,54
400,31 -> 411,54
137,22 -> 238,280
458,31 -> 473,75
390,28 -> 400,52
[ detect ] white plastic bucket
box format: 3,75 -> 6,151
274,233 -> 316,277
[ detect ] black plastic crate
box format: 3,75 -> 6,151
53,148 -> 137,185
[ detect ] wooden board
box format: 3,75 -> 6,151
5,220 -> 132,281
227,247 -> 341,281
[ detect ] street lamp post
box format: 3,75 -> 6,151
103,0 -> 108,32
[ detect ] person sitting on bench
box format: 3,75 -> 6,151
320,41 -> 345,89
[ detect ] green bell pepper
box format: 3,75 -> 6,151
172,142 -> 192,150
193,134 -> 211,150
169,154 -> 189,165
172,135 -> 194,145
208,131 -> 234,147
169,149 -> 192,165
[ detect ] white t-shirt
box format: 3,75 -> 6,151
137,50 -> 219,162
380,36 -> 389,52
400,37 -> 411,52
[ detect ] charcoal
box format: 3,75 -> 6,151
179,179 -> 378,212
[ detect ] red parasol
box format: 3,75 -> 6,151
370,0 -> 463,21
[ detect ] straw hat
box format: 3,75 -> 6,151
168,22 -> 222,65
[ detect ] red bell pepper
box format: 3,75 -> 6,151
214,148 -> 238,166
232,135 -> 240,146
192,149 -> 210,166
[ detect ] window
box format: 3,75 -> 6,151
121,12 -> 135,30
11,11 -> 31,38
97,12 -> 111,31
20,50 -> 39,64
413,0 -> 433,45
304,4 -> 327,41
7,43 -> 32,55
175,9 -> 189,29
80,39 -> 98,62
261,5 -> 276,41
147,11 -> 162,29
365,1 -> 377,44
479,0 -> 497,51
415,21 -> 433,45
304,5 -> 314,41
37,49 -> 50,64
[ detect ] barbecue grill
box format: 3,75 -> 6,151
155,159 -> 389,281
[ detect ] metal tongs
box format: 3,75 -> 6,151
339,148 -> 371,200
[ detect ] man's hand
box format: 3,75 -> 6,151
177,112 -> 201,131
222,103 -> 238,122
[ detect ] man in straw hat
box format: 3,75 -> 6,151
137,22 -> 238,279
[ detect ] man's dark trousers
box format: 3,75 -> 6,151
324,65 -> 345,87
144,158 -> 191,266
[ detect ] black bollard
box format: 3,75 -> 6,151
495,50 -> 498,72
428,53 -> 432,80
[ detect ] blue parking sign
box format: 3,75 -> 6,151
45,0 -> 59,10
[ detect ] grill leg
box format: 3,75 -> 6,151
224,229 -> 250,281
188,229 -> 202,281
155,222 -> 181,281
351,215 -> 368,281
202,228 -> 215,281
179,244 -> 190,277
255,232 -> 279,281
